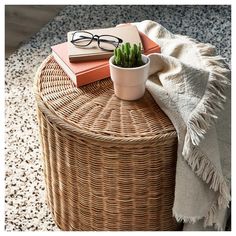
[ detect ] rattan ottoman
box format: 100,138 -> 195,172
34,55 -> 181,231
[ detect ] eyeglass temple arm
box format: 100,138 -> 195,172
71,35 -> 92,43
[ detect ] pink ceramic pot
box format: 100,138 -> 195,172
109,54 -> 150,101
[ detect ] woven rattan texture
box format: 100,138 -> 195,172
35,55 -> 180,230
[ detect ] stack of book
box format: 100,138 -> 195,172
51,24 -> 161,87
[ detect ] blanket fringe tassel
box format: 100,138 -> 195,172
179,35 -> 231,230
173,200 -> 224,231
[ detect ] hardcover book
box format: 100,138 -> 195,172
51,31 -> 161,87
67,25 -> 143,62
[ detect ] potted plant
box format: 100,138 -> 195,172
109,43 -> 150,101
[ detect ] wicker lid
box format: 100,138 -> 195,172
35,55 -> 176,142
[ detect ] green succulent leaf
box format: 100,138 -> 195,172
113,42 -> 144,68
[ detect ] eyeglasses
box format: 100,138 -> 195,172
70,31 -> 123,52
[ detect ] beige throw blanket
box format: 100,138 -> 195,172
133,20 -> 231,230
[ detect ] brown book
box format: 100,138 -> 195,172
67,25 -> 143,62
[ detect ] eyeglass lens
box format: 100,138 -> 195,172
99,35 -> 120,51
72,32 -> 93,46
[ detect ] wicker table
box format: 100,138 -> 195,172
34,55 -> 180,231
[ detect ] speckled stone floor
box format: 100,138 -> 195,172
5,5 -> 231,231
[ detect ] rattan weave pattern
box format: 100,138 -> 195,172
35,55 -> 180,230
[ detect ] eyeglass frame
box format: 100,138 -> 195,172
70,30 -> 123,52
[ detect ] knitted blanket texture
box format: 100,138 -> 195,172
133,20 -> 231,230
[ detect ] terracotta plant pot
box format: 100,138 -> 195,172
109,54 -> 150,101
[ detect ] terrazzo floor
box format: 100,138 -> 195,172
5,5 -> 231,231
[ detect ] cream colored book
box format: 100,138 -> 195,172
67,25 -> 143,62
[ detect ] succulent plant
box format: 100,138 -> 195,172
113,43 -> 144,68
